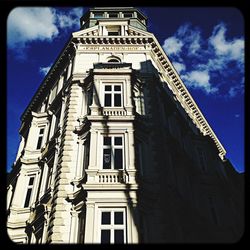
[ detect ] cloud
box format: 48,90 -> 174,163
182,70 -> 218,94
172,61 -> 186,73
56,8 -> 83,29
162,22 -> 244,97
7,7 -> 84,53
162,37 -> 183,56
163,23 -> 202,58
8,7 -> 59,49
209,23 -> 244,63
39,64 -> 52,76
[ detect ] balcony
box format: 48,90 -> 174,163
86,170 -> 131,184
98,171 -> 129,184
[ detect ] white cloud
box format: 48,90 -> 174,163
56,8 -> 83,29
182,70 -> 218,94
162,37 -> 184,56
172,61 -> 186,73
162,22 -> 244,97
8,7 -> 59,49
209,23 -> 244,63
39,64 -> 52,76
7,7 -> 84,51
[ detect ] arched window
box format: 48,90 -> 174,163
107,57 -> 121,63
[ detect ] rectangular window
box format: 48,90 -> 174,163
24,176 -> 34,208
108,32 -> 119,36
124,13 -> 133,18
94,12 -> 103,18
102,136 -> 124,170
99,209 -> 126,244
36,128 -> 44,150
104,84 -> 122,107
109,12 -> 118,18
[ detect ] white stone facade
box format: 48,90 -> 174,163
7,7 -> 243,244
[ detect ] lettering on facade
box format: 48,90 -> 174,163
79,46 -> 144,51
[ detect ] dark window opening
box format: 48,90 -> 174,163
102,212 -> 111,224
24,188 -> 32,208
114,149 -> 123,169
104,94 -> 112,107
114,94 -> 121,107
108,31 -> 119,36
101,230 -> 110,243
103,148 -> 111,169
114,212 -> 123,224
109,12 -> 118,18
114,230 -> 124,243
124,13 -> 133,18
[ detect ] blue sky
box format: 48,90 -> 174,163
7,7 -> 244,173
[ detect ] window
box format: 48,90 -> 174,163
103,136 -> 124,170
197,147 -> 206,172
36,128 -> 44,150
107,26 -> 120,36
124,12 -> 133,18
99,209 -> 126,243
94,12 -> 103,18
108,58 -> 120,63
24,176 -> 35,208
104,84 -> 122,107
109,12 -> 118,18
108,32 -> 119,36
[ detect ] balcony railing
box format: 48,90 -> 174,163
102,108 -> 127,116
97,170 -> 129,184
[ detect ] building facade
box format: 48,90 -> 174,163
7,7 -> 244,243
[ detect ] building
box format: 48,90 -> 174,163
6,7 -> 244,243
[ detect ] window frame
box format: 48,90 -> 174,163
36,128 -> 45,150
103,83 -> 123,108
102,135 -> 124,170
98,207 -> 127,244
24,176 -> 35,208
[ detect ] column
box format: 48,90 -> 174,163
7,185 -> 13,209
84,202 -> 95,243
67,59 -> 72,80
11,172 -> 26,207
39,162 -> 48,197
75,140 -> 84,178
50,146 -> 59,191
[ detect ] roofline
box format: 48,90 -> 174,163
20,36 -> 74,122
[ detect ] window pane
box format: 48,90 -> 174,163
101,212 -> 111,225
36,137 -> 43,150
114,137 -> 122,145
105,85 -> 111,91
114,230 -> 124,243
39,128 -> 44,135
114,85 -> 121,91
114,94 -> 121,107
124,13 -> 133,18
108,32 -> 119,36
105,94 -> 112,107
103,149 -> 112,169
29,177 -> 34,185
114,212 -> 123,224
101,230 -> 110,243
24,188 -> 32,208
109,13 -> 118,17
104,137 -> 111,146
114,149 -> 123,169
